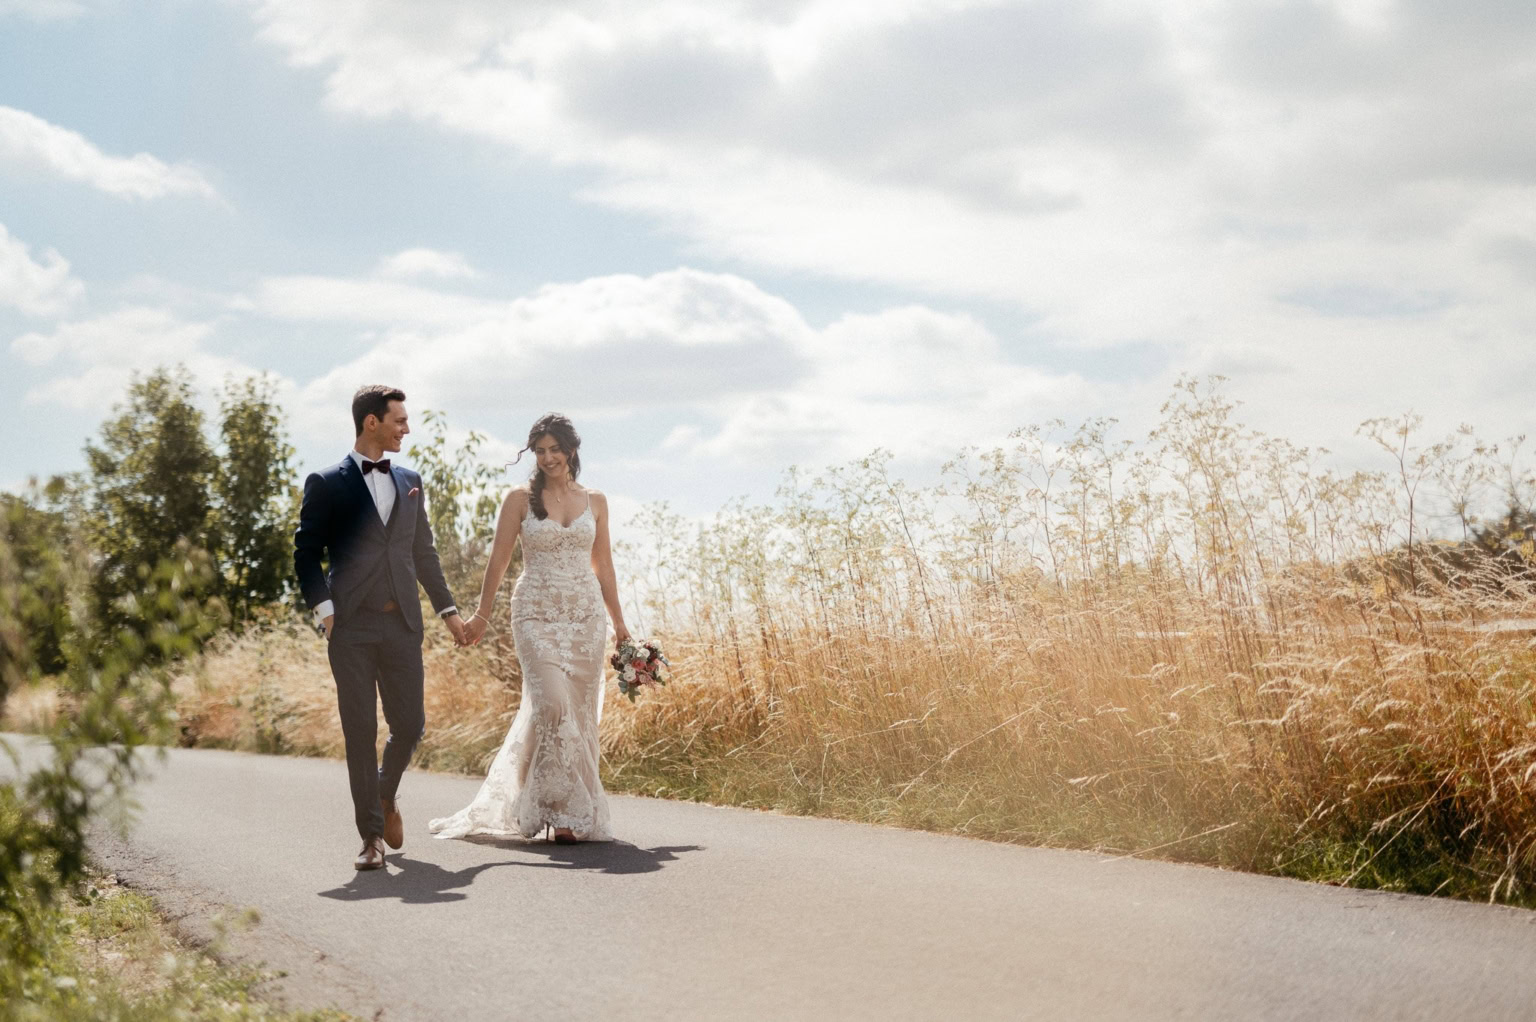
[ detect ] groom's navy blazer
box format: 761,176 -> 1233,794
293,454 -> 455,634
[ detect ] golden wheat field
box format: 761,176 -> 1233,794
38,381 -> 1536,905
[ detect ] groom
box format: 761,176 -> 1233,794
294,385 -> 467,870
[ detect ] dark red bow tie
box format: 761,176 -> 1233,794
361,459 -> 391,474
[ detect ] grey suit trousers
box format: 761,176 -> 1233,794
327,606 -> 426,841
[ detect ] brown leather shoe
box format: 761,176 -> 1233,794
381,797 -> 403,850
354,835 -> 387,871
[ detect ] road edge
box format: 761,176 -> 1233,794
88,822 -> 403,1022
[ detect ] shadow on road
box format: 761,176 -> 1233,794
463,836 -> 704,876
317,856 -> 516,904
316,840 -> 703,904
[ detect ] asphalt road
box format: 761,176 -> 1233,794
7,737 -> 1536,1021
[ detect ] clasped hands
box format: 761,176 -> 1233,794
461,612 -> 490,647
320,612 -> 478,646
432,608 -> 488,647
445,611 -> 498,647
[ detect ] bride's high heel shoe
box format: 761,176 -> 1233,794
544,823 -> 578,844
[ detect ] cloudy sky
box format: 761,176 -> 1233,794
2,0 -> 1532,527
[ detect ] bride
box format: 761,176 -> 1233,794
429,413 -> 625,844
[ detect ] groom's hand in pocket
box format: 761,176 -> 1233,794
444,612 -> 468,647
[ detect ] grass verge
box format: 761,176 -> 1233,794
1,865 -> 356,1022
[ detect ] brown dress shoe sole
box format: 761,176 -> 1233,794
382,799 -> 404,850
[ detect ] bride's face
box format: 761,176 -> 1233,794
533,435 -> 569,480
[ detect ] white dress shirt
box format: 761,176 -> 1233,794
352,448 -> 397,525
312,450 -> 456,624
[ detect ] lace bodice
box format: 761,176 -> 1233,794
519,503 -> 598,578
513,503 -> 603,632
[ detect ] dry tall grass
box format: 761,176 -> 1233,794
168,379 -> 1536,903
169,619 -> 520,779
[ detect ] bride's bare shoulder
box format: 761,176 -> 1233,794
503,486 -> 531,512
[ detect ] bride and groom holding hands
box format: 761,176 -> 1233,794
294,385 -> 623,871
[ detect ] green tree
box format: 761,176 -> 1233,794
213,374 -> 299,623
83,367 -> 218,642
0,510 -> 27,703
2,543 -> 220,957
0,480 -> 83,679
3,370 -> 228,963
411,409 -> 513,601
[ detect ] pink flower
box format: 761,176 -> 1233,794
632,658 -> 648,669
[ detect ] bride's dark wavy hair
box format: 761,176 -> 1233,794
514,413 -> 582,521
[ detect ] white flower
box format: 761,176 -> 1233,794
621,666 -> 636,682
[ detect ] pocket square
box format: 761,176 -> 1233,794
408,486 -> 420,498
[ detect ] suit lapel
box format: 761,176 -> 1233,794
339,454 -> 385,535
386,466 -> 409,535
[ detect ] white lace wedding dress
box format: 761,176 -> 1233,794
429,500 -> 613,841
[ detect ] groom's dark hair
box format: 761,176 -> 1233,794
352,385 -> 407,435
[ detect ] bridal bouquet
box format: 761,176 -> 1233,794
611,637 -> 669,702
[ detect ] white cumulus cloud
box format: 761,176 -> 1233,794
0,222 -> 83,318
0,105 -> 220,200
263,265 -> 1091,474
241,0 -> 1536,448
11,307 -> 242,410
290,267 -> 813,424
248,275 -> 503,327
376,248 -> 481,280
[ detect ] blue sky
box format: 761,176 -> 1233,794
3,0 -> 1533,530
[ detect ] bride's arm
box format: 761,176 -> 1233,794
589,491 -> 630,644
466,488 -> 526,644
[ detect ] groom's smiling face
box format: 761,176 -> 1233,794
368,400 -> 410,454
